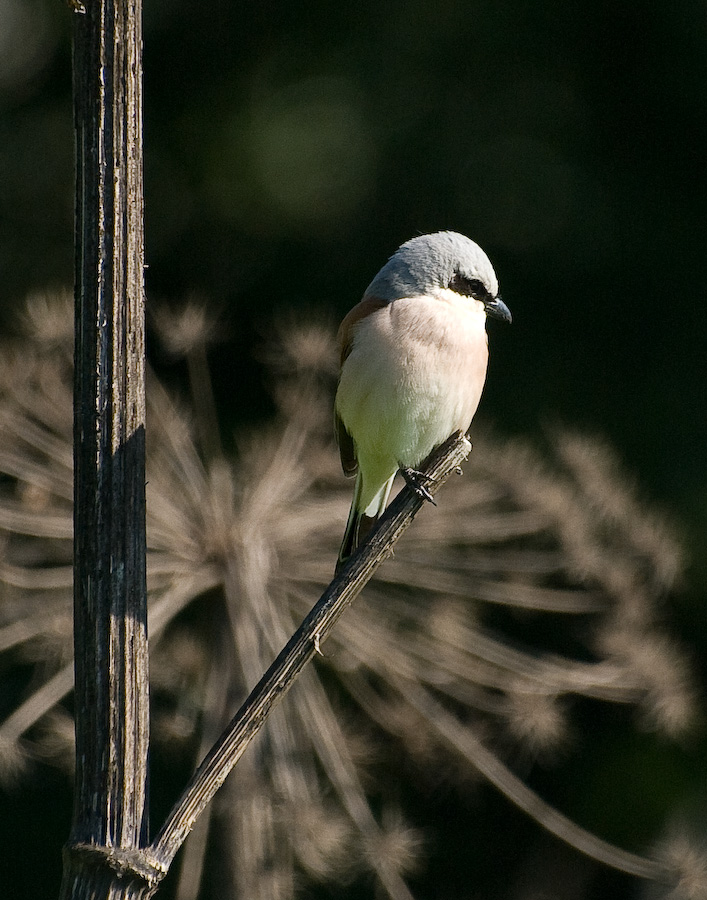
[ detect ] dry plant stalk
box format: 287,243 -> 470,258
0,292 -> 700,900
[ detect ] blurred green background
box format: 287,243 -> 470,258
1,1 -> 705,898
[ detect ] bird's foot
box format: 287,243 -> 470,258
399,466 -> 438,505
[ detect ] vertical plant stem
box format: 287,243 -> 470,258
186,345 -> 222,462
61,0 -> 150,897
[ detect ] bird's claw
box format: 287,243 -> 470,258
399,466 -> 437,505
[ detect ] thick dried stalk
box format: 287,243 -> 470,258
60,0 -> 149,897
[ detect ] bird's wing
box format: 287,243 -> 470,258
337,295 -> 388,366
335,295 -> 388,477
335,410 -> 357,477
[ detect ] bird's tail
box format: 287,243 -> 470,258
336,471 -> 396,573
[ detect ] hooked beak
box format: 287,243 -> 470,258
484,295 -> 512,324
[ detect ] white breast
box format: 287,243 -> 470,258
336,293 -> 490,472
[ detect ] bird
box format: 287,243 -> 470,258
334,231 -> 511,571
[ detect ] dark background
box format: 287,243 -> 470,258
1,1 -> 705,897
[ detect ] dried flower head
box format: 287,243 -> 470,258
503,683 -> 569,758
152,298 -> 222,358
0,293 -> 697,900
21,289 -> 74,349
644,827 -> 707,900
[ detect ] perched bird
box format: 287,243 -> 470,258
334,231 -> 511,570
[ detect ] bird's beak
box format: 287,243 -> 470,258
484,296 -> 512,324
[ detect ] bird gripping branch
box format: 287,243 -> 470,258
335,231 -> 511,570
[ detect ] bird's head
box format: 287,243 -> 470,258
364,231 -> 512,324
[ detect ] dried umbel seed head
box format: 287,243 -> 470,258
152,299 -> 222,359
0,295 -> 695,900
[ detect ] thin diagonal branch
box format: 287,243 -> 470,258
145,431 -> 471,876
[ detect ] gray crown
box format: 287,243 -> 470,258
364,231 -> 499,302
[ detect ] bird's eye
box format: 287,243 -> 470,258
449,274 -> 488,299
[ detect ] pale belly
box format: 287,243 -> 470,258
336,296 -> 489,472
